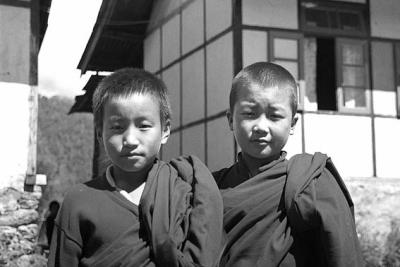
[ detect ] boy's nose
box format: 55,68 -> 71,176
123,129 -> 140,147
253,116 -> 270,133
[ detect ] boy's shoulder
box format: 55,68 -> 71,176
285,152 -> 354,232
61,175 -> 111,208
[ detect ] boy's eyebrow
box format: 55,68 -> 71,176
239,100 -> 256,106
108,115 -> 123,121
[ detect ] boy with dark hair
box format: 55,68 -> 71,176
48,68 -> 223,267
213,62 -> 363,266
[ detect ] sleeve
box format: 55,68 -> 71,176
47,194 -> 83,267
168,155 -> 225,267
314,168 -> 364,267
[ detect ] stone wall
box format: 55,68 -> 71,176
0,187 -> 47,267
346,178 -> 400,265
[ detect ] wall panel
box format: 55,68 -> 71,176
162,64 -> 181,129
304,114 -> 373,178
242,0 -> 297,29
207,117 -> 234,171
242,30 -> 267,68
144,29 -> 161,73
206,32 -> 233,115
205,0 -> 232,40
182,50 -> 205,124
182,0 -> 204,54
375,117 -> 400,178
370,0 -> 400,38
371,41 -> 396,116
161,132 -> 180,161
162,15 -> 180,67
182,124 -> 205,161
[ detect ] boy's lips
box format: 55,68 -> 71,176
251,138 -> 270,144
120,152 -> 144,158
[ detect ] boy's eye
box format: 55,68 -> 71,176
110,124 -> 123,130
139,123 -> 153,129
241,111 -> 256,118
269,114 -> 283,120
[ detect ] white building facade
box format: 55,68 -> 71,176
143,0 -> 400,178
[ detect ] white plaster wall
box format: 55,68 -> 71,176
242,30 -> 268,68
162,15 -> 180,67
148,0 -> 189,31
370,0 -> 400,38
144,29 -> 161,73
0,82 -> 31,190
303,114 -> 373,178
182,0 -> 204,54
242,0 -> 298,29
374,118 -> 400,178
371,41 -> 397,116
284,113 -> 303,159
205,0 -> 232,40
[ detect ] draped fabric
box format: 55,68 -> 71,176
213,152 -> 363,267
48,156 -> 223,267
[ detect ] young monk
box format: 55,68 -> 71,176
213,62 -> 364,266
48,68 -> 223,267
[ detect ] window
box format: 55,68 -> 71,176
303,37 -> 370,113
269,31 -> 304,110
336,38 -> 370,113
300,0 -> 367,37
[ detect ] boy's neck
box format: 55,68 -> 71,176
112,165 -> 149,193
241,153 -> 281,177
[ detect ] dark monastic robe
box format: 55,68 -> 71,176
213,152 -> 363,267
48,156 -> 223,267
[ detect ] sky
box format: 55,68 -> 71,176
38,0 -> 102,98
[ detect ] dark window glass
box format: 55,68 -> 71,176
305,9 -> 329,28
340,12 -> 361,31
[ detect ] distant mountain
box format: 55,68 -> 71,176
37,95 -> 94,213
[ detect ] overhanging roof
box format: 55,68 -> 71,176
68,75 -> 105,114
39,0 -> 52,48
77,0 -> 154,74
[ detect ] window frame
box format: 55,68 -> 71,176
269,31 -> 305,111
336,38 -> 371,114
300,0 -> 368,37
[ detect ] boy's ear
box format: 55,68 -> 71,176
226,109 -> 233,131
161,120 -> 171,145
290,114 -> 299,135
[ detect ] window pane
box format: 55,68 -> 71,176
343,87 -> 367,107
328,11 -> 338,28
274,38 -> 298,59
274,60 -> 298,80
342,43 -> 363,65
305,9 -> 329,27
343,66 -> 365,87
340,12 -> 361,31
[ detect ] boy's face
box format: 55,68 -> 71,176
100,93 -> 170,177
227,83 -> 297,163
